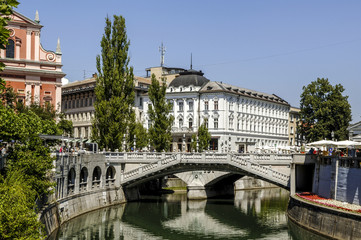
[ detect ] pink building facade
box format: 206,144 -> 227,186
0,10 -> 65,110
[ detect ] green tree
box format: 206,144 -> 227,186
191,122 -> 211,152
92,15 -> 135,151
148,75 -> 174,152
131,122 -> 148,150
299,78 -> 351,142
0,170 -> 44,240
0,0 -> 19,90
57,113 -> 73,136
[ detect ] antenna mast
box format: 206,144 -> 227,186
159,42 -> 166,67
190,53 -> 193,69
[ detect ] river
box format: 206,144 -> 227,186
50,188 -> 329,240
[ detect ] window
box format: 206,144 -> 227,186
189,118 -> 193,128
204,101 -> 209,110
178,101 -> 184,111
214,118 -> 218,129
229,118 -> 233,129
214,101 -> 218,110
89,98 -> 93,106
291,126 -> 294,134
6,39 -> 14,58
44,91 -> 51,95
179,118 -> 183,128
189,101 -> 193,111
139,97 -> 143,107
229,102 -> 233,111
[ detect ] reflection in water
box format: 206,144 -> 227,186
52,188 -> 325,240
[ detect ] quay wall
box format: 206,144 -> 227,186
287,196 -> 361,240
312,157 -> 361,205
39,187 -> 126,237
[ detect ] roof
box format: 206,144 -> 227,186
62,77 -> 96,89
199,81 -> 289,105
8,10 -> 42,28
169,69 -> 210,88
135,76 -> 151,85
62,75 -> 150,89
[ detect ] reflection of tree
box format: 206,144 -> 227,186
162,200 -> 248,238
234,188 -> 289,226
55,189 -> 304,240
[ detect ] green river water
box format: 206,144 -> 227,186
50,188 -> 329,240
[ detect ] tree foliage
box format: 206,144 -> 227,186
148,75 -> 174,152
191,122 -> 211,152
299,78 -> 352,142
0,170 -> 44,240
130,122 -> 148,150
92,15 -> 135,151
0,0 -> 19,90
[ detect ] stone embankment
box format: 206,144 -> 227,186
287,195 -> 361,240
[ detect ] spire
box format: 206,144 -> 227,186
35,10 -> 40,23
190,53 -> 193,70
56,38 -> 62,54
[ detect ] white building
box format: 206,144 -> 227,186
142,69 -> 290,153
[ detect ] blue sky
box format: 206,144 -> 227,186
17,1 -> 361,123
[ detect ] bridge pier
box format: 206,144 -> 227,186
187,186 -> 207,200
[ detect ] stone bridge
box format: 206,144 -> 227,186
54,152 -> 292,201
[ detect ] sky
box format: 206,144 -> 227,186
17,1 -> 361,123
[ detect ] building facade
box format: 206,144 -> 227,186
348,121 -> 361,142
142,69 -> 290,153
145,66 -> 185,84
288,106 -> 302,146
0,11 -> 65,110
61,74 -> 151,139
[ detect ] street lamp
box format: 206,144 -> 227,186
331,131 -> 335,141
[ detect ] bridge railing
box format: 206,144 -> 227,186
122,154 -> 178,181
231,155 -> 290,186
121,152 -> 290,188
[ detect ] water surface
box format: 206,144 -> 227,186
51,188 -> 329,240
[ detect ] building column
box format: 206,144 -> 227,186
193,98 -> 197,129
183,98 -> 186,128
290,163 -> 296,196
34,82 -> 40,102
34,31 -> 40,61
25,82 -> 32,106
15,38 -> 21,60
55,83 -> 62,112
26,30 -> 31,60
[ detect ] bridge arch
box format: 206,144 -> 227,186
68,167 -> 76,194
92,166 -> 102,188
80,167 -> 88,191
105,165 -> 116,186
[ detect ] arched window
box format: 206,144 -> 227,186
188,118 -> 193,128
6,39 -> 14,58
179,118 -> 183,128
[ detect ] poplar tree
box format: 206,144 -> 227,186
299,78 -> 351,142
92,15 -> 135,151
191,122 -> 211,152
148,74 -> 174,152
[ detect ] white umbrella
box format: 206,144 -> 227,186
336,140 -> 361,148
306,140 -> 336,147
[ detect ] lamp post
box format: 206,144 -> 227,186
331,131 -> 335,141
